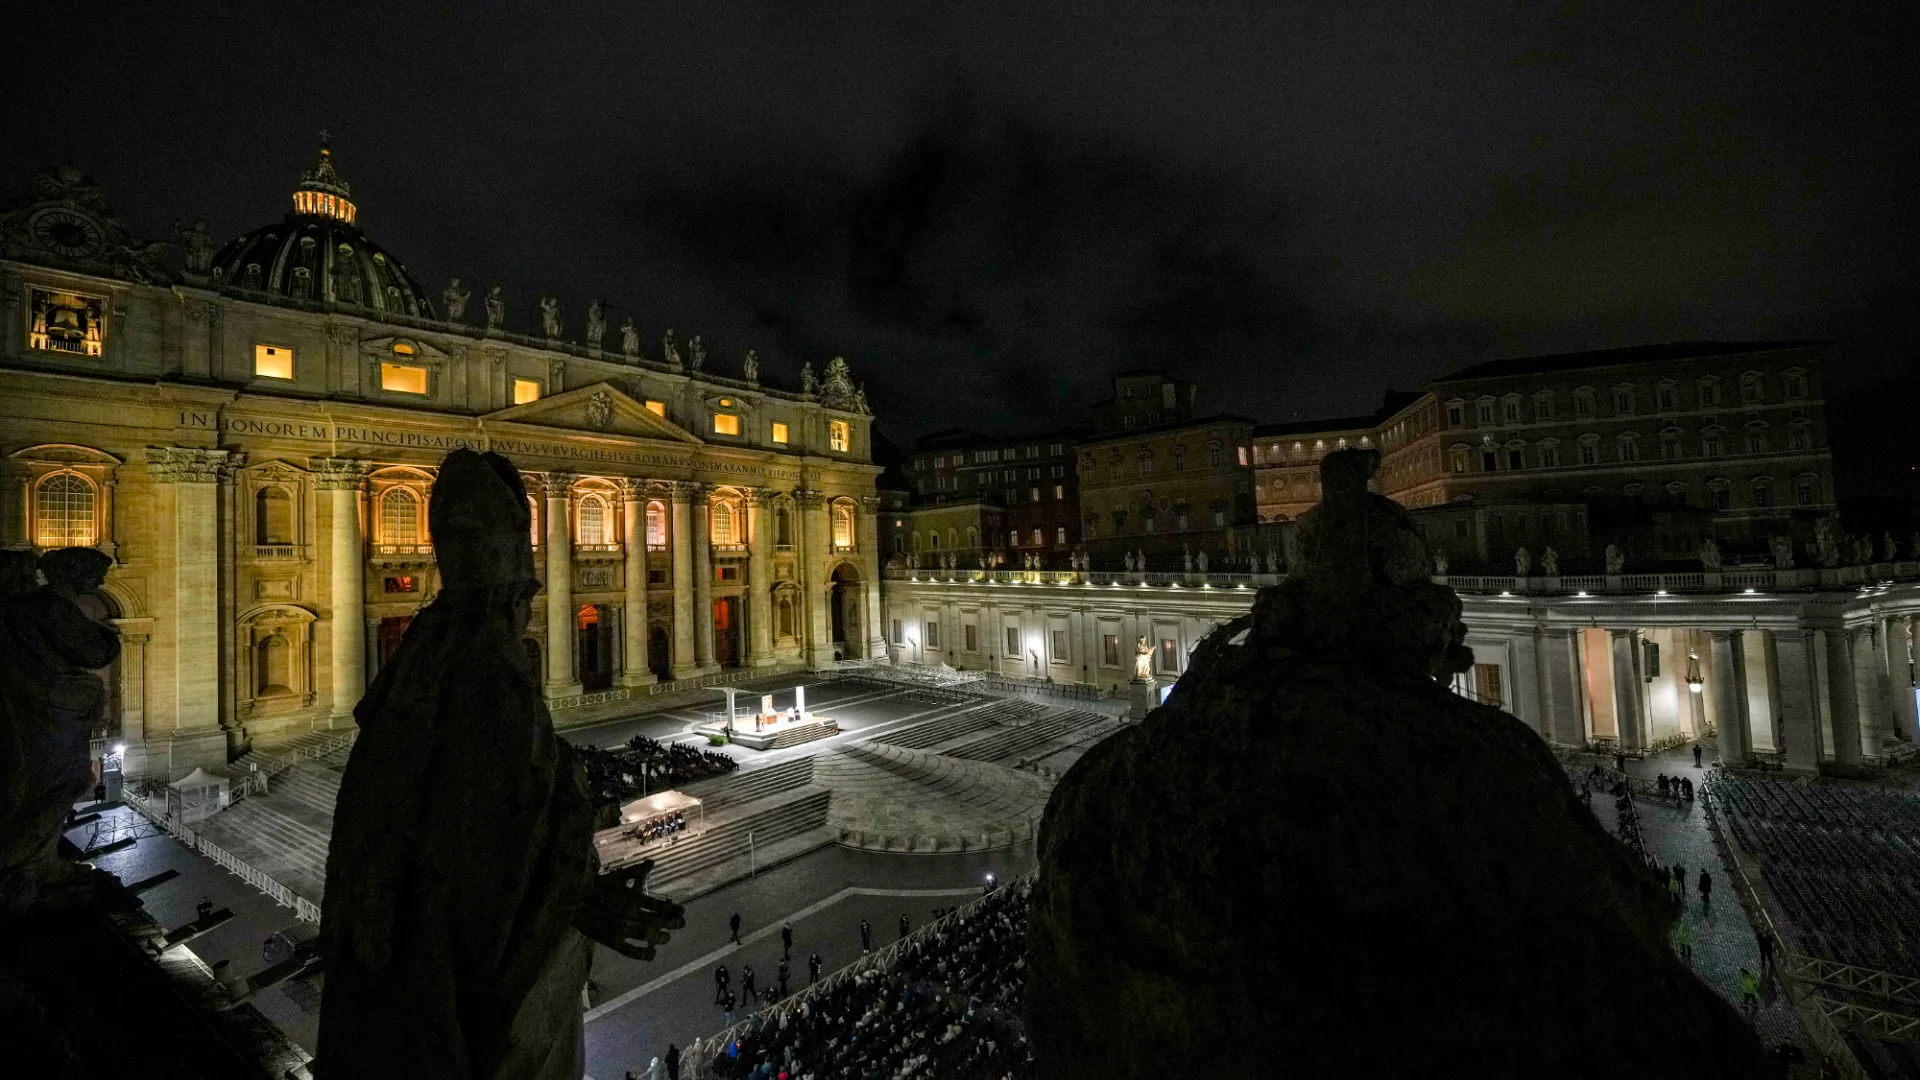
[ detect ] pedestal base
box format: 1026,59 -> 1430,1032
1129,677 -> 1158,722
619,670 -> 660,689
542,682 -> 585,702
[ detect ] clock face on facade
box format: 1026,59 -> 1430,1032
28,207 -> 106,259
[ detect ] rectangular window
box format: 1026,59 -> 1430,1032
253,343 -> 295,380
1159,637 -> 1179,673
1575,393 -> 1595,418
1053,485 -> 1065,499
1502,400 -> 1520,423
1579,442 -> 1599,465
1051,629 -> 1069,662
1539,445 -> 1559,468
965,624 -> 978,653
926,620 -> 940,648
1476,401 -> 1495,424
830,420 -> 850,452
1030,487 -> 1041,502
717,565 -> 740,582
645,400 -> 666,417
649,568 -> 668,584
1473,663 -> 1504,707
512,378 -> 542,404
892,618 -> 903,645
1006,626 -> 1022,657
712,413 -> 741,435
1055,526 -> 1067,544
1534,397 -> 1553,422
1613,388 -> 1635,415
1237,445 -> 1249,466
771,421 -> 790,444
1103,634 -> 1120,668
1446,403 -> 1464,426
380,362 -> 429,395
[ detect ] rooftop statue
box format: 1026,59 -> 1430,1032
799,361 -> 815,395
585,300 -> 606,348
175,218 -> 215,274
317,449 -> 683,1079
662,328 -> 682,370
485,285 -> 505,329
1026,448 -> 1762,1078
442,278 -> 470,323
687,334 -> 706,372
540,296 -> 562,339
0,547 -> 121,911
621,317 -> 640,360
742,349 -> 759,385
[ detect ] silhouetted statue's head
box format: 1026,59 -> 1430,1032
37,546 -> 112,599
429,449 -> 538,593
1320,447 -> 1379,501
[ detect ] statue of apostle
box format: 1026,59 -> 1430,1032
620,317 -> 640,360
540,296 -> 563,339
485,285 -> 506,329
442,278 -> 471,323
585,300 -> 606,349
0,547 -> 121,910
1133,636 -> 1154,681
317,449 -> 683,1079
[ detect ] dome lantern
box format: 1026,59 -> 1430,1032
291,140 -> 357,224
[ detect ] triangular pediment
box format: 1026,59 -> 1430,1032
485,382 -> 702,444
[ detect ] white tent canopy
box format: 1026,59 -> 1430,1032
169,767 -> 228,791
618,790 -> 701,824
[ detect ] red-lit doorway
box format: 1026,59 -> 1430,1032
577,604 -> 613,691
377,615 -> 413,668
713,597 -> 740,668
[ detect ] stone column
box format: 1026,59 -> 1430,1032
1890,616 -> 1920,742
1608,629 -> 1643,752
113,626 -> 150,751
1510,631 -> 1542,735
1852,625 -> 1887,756
146,448 -> 237,771
619,479 -> 655,687
1540,628 -> 1585,746
795,488 -> 834,668
859,496 -> 888,661
314,458 -> 369,726
1773,629 -> 1821,773
690,483 -> 717,672
746,488 -> 777,667
1825,629 -> 1863,766
543,472 -> 583,699
668,483 -> 697,679
1709,630 -> 1751,764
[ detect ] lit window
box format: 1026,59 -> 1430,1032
513,378 -> 541,404
392,341 -> 416,357
713,413 -> 741,436
833,503 -> 854,549
1055,526 -> 1067,544
35,473 -> 96,546
28,288 -> 107,356
646,503 -> 666,546
645,400 -> 666,417
529,496 -> 540,547
830,420 -> 850,452
381,362 -> 429,395
1053,485 -> 1065,500
381,488 -> 420,545
254,344 -> 295,380
1237,445 -> 1249,466
712,501 -> 735,544
771,421 -> 790,444
578,494 -> 611,545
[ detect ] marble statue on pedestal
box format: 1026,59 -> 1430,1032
1604,543 -> 1625,574
687,335 -> 706,372
1699,538 -> 1721,572
1771,534 -> 1795,570
662,328 -> 682,369
175,218 -> 215,273
742,349 -> 759,385
585,301 -> 606,349
443,278 -> 471,323
1132,636 -> 1153,680
621,318 -> 640,360
317,449 -> 683,1080
1541,547 -> 1558,576
1514,546 -> 1530,577
540,296 -> 562,339
485,286 -> 506,329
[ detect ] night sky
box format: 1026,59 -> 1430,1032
7,2 -> 1917,496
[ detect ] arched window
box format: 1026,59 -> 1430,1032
966,526 -> 979,548
578,493 -> 610,545
711,501 -> 736,545
35,473 -> 95,547
777,595 -> 796,638
646,502 -> 666,547
832,503 -> 854,549
775,506 -> 793,547
1206,440 -> 1223,467
910,531 -> 922,552
255,633 -> 292,695
381,488 -> 419,545
1707,479 -> 1731,511
255,487 -> 294,545
946,528 -> 958,549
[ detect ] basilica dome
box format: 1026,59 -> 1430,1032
209,143 -> 435,320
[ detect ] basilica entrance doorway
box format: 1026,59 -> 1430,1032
648,623 -> 671,682
377,615 -> 413,668
577,604 -> 612,691
829,564 -> 863,660
713,597 -> 740,668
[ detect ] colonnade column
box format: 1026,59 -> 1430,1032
859,496 -> 888,661
1709,630 -> 1751,764
315,458 -> 369,725
668,483 -> 697,680
795,488 -> 834,668
1773,629 -> 1820,773
619,479 -> 655,687
147,448 -> 237,766
1823,629 -> 1863,766
1851,625 -> 1887,756
1891,616 -> 1920,742
1536,628 -> 1582,745
543,472 -> 583,699
1608,629 -> 1644,752
690,484 -> 716,672
746,488 -> 776,667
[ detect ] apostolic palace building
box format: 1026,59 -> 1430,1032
0,147 -> 884,780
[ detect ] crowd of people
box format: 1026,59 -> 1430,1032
575,735 -> 739,807
629,810 -> 690,846
702,880 -> 1036,1080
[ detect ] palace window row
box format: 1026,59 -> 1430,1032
1443,370 -> 1813,430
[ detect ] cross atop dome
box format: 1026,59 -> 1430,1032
292,137 -> 357,223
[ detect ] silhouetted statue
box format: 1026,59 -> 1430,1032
1027,448 -> 1763,1079
317,449 -> 682,1080
0,547 -> 120,910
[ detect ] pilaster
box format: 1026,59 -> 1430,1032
1540,628 -> 1586,746
1892,616 -> 1920,742
794,488 -> 833,668
543,471 -> 583,698
146,446 -> 240,771
1608,629 -> 1644,751
688,482 -> 717,673
859,495 -> 887,661
314,458 -> 370,726
746,488 -> 777,667
668,482 -> 698,679
619,479 -> 656,687
1851,625 -> 1887,756
1824,629 -> 1862,766
1773,629 -> 1820,773
1709,630 -> 1750,764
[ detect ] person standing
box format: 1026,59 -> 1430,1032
742,964 -> 757,1004
665,1043 -> 681,1080
899,912 -> 910,940
777,956 -> 790,998
1614,751 -> 1627,773
1693,743 -> 1703,768
722,988 -> 735,1026
781,921 -> 793,958
1757,928 -> 1775,972
715,963 -> 729,1004
859,918 -> 872,953
808,950 -> 822,984
1736,967 -> 1759,1011
197,896 -> 214,921
1698,869 -> 1713,912
730,911 -> 742,944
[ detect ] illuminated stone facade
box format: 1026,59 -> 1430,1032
0,151 -> 883,779
1076,415 -> 1261,564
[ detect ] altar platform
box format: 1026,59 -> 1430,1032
694,684 -> 839,750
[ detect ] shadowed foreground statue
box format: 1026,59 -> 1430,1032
1025,449 -> 1765,1079
317,450 -> 683,1080
0,547 -> 121,911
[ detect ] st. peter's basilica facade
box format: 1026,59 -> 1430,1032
0,145 -> 884,779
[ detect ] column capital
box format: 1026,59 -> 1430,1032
120,631 -> 151,646
542,470 -> 579,494
858,494 -> 884,513
792,487 -> 826,509
1707,628 -> 1737,640
311,457 -> 371,491
620,477 -> 655,501
145,446 -> 242,484
672,480 -> 706,502
746,486 -> 780,508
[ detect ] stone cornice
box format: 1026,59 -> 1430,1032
791,488 -> 826,509
310,457 -> 370,491
145,446 -> 241,484
671,480 -> 706,501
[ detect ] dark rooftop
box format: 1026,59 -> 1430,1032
1077,413 -> 1256,447
1430,341 -> 1826,385
1253,415 -> 1378,439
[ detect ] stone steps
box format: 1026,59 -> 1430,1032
815,741 -> 1051,853
683,757 -> 817,812
873,698 -> 1042,750
945,708 -> 1110,765
193,796 -> 332,903
645,786 -> 834,893
270,764 -> 342,816
766,721 -> 832,749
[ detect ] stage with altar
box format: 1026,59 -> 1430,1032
694,684 -> 839,750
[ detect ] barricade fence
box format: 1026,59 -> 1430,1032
122,787 -> 322,924
679,869 -> 1039,1075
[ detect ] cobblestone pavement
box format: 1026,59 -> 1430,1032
1599,745 -> 1808,1053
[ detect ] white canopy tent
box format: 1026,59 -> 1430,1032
618,790 -> 703,827
168,766 -> 230,823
